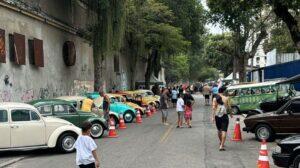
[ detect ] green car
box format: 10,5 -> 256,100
28,99 -> 108,138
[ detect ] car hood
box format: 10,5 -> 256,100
279,135 -> 300,145
43,116 -> 73,125
246,112 -> 276,119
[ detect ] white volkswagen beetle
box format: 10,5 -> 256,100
0,102 -> 81,153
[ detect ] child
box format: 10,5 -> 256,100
185,100 -> 193,128
75,122 -> 100,168
176,93 -> 185,128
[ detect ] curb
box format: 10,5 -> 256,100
0,157 -> 25,168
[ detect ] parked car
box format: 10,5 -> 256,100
226,80 -> 296,115
0,102 -> 81,153
243,97 -> 300,141
107,93 -> 146,115
28,99 -> 107,138
56,96 -> 120,124
272,135 -> 300,168
93,96 -> 137,123
134,90 -> 160,108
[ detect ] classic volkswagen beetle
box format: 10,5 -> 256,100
28,99 -> 108,138
0,102 -> 81,153
56,96 -> 120,124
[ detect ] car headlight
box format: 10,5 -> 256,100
273,145 -> 281,153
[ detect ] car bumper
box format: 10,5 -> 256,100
242,127 -> 251,132
272,152 -> 291,167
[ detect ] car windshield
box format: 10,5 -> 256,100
275,99 -> 291,114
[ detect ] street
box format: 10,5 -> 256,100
0,95 -> 279,168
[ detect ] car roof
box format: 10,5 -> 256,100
0,102 -> 37,110
56,96 -> 86,101
28,99 -> 72,106
227,81 -> 281,90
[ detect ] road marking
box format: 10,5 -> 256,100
160,124 -> 175,143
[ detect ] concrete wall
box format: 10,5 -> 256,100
0,3 -> 94,102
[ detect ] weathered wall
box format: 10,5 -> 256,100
0,3 -> 94,102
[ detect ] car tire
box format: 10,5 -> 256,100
123,110 -> 134,123
110,115 -> 119,125
57,132 -> 77,153
254,124 -> 274,142
155,102 -> 160,108
90,122 -> 105,139
231,106 -> 240,115
293,155 -> 300,168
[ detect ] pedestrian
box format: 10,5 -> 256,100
160,88 -> 169,125
75,121 -> 100,168
211,84 -> 219,102
171,87 -> 178,108
183,91 -> 195,106
102,94 -> 110,122
81,95 -> 96,112
202,83 -> 211,106
184,100 -> 193,128
176,93 -> 185,128
211,87 -> 232,151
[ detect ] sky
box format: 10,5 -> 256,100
200,0 -> 225,34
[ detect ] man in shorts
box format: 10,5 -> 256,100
176,94 -> 184,128
202,84 -> 211,106
160,88 -> 169,125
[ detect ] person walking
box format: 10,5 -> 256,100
184,100 -> 193,128
102,94 -> 110,122
202,84 -> 211,106
171,87 -> 178,108
211,87 -> 232,151
75,121 -> 100,168
211,84 -> 219,102
160,88 -> 169,125
176,93 -> 184,128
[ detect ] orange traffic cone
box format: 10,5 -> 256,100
146,107 -> 152,117
136,110 -> 143,123
232,118 -> 242,141
108,118 -> 118,138
118,114 -> 126,129
257,140 -> 270,168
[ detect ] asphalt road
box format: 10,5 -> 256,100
1,94 -> 280,168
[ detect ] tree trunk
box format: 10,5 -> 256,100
94,50 -> 104,92
272,0 -> 300,53
238,56 -> 246,83
145,49 -> 158,89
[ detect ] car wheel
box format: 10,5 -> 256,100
123,110 -> 134,123
91,122 -> 104,138
254,124 -> 274,142
110,115 -> 119,125
231,106 -> 240,115
57,132 -> 77,153
155,102 -> 160,108
293,155 -> 300,168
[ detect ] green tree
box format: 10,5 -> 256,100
267,0 -> 300,52
203,33 -> 234,76
159,0 -> 206,80
207,0 -> 269,82
164,54 -> 189,83
263,23 -> 297,53
125,0 -> 189,88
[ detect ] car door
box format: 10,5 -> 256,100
0,109 -> 10,148
53,104 -> 80,126
287,100 -> 300,133
10,109 -> 46,148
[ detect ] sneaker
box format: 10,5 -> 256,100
164,123 -> 170,126
176,126 -> 180,128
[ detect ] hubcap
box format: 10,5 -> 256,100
257,127 -> 270,140
91,124 -> 103,138
124,113 -> 133,122
62,136 -> 75,151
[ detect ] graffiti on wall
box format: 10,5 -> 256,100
0,90 -> 12,102
21,89 -> 34,102
71,80 -> 94,96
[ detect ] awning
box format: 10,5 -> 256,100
277,74 -> 300,84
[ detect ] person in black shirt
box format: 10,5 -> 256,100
183,92 -> 195,105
